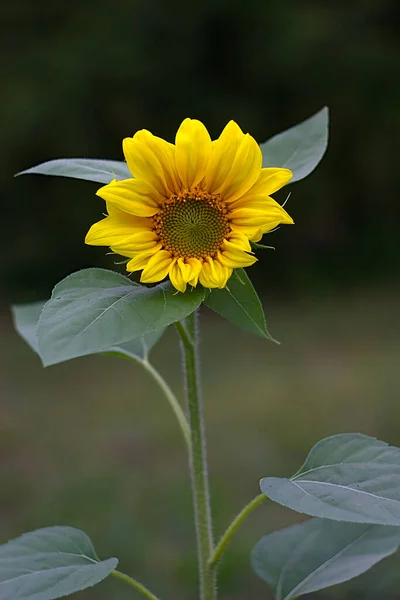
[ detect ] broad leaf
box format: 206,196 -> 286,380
260,433 -> 400,525
16,159 -> 131,184
205,269 -> 277,341
252,518 -> 400,600
260,107 -> 329,182
37,268 -> 205,366
0,526 -> 117,600
11,300 -> 165,362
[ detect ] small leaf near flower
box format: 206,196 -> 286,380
205,268 -> 277,342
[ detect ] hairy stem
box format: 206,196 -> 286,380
176,314 -> 216,600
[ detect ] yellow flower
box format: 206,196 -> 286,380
85,119 -> 293,293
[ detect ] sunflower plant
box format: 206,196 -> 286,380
5,108 -> 400,600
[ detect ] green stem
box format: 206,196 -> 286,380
111,569 -> 161,600
176,314 -> 216,600
138,358 -> 191,449
209,493 -> 267,569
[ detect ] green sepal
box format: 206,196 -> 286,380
250,241 -> 275,251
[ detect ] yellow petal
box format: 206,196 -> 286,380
231,221 -> 281,238
85,212 -> 149,246
169,258 -> 202,292
134,130 -> 180,194
126,246 -> 162,271
186,258 -> 202,287
243,167 -> 292,197
229,194 -> 282,211
231,208 -> 292,225
169,259 -> 187,293
225,231 -> 252,252
198,257 -> 231,288
199,259 -> 218,288
218,244 -> 257,268
140,250 -> 173,283
123,134 -> 169,196
212,260 -> 233,288
104,202 -> 154,230
204,121 -> 244,192
249,229 -> 263,242
215,133 -> 262,203
230,201 -> 294,228
97,179 -> 160,217
259,221 -> 282,234
110,231 -> 159,255
175,118 -> 212,189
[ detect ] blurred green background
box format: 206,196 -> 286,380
1,0 -> 399,598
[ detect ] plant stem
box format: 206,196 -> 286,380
111,569 -> 161,600
209,493 -> 267,569
176,314 -> 216,600
138,358 -> 191,449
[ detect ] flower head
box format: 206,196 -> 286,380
85,119 -> 293,292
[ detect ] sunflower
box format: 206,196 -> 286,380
85,119 -> 293,292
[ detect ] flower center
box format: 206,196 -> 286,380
152,189 -> 230,259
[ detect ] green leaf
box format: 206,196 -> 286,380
0,526 -> 118,600
11,300 -> 165,362
37,268 -> 205,366
16,159 -> 131,184
260,107 -> 329,182
260,433 -> 400,525
252,518 -> 400,600
11,301 -> 44,354
205,268 -> 277,342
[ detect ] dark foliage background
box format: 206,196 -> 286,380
1,0 -> 398,301
1,1 -> 400,599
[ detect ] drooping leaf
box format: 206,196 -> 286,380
260,107 -> 329,182
205,268 -> 277,342
0,526 -> 118,600
16,159 -> 131,184
11,301 -> 44,354
260,433 -> 400,525
37,268 -> 205,366
252,518 -> 400,600
11,300 -> 165,362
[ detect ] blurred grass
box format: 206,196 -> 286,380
1,284 -> 400,599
